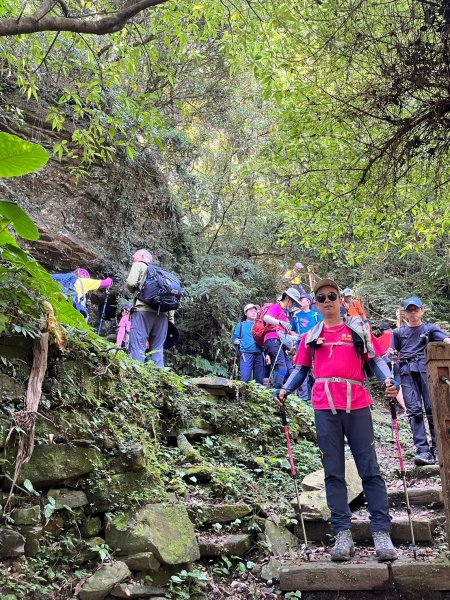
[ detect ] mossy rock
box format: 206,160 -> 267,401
106,503 -> 200,565
5,444 -> 104,488
193,503 -> 252,524
86,471 -> 164,514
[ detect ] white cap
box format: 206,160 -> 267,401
243,303 -> 257,314
343,288 -> 353,296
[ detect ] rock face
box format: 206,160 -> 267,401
78,561 -> 131,600
106,504 -> 200,565
7,444 -> 104,488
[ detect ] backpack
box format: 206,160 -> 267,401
137,264 -> 183,313
251,303 -> 274,347
52,273 -> 88,317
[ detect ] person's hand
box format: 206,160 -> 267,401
101,277 -> 113,288
387,347 -> 396,356
235,339 -> 241,346
281,321 -> 292,332
384,378 -> 398,398
265,354 -> 271,365
276,388 -> 287,404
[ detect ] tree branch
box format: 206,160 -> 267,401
0,0 -> 169,36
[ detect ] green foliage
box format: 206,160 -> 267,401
0,132 -> 48,178
0,133 -> 87,335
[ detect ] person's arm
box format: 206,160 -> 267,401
279,365 -> 311,399
428,324 -> 450,344
263,314 -> 292,331
126,262 -> 144,293
233,323 -> 241,344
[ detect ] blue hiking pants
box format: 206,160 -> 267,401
315,407 -> 391,534
263,338 -> 293,389
399,361 -> 435,453
240,352 -> 264,384
129,310 -> 168,367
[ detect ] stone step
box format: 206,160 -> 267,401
387,485 -> 443,507
404,464 -> 441,480
198,533 -> 254,557
294,516 -> 438,543
279,557 -> 450,593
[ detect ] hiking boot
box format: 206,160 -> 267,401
373,531 -> 398,561
414,451 -> 435,466
330,529 -> 355,562
432,449 -> 439,465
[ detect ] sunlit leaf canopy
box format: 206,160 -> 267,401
0,0 -> 448,261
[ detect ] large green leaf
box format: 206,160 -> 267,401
0,201 -> 39,240
0,132 -> 49,178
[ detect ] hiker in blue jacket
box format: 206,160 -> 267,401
291,293 -> 323,402
392,296 -> 450,466
233,304 -> 264,384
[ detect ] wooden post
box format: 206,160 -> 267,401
426,342 -> 450,545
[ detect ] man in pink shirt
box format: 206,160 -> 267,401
278,279 -> 398,562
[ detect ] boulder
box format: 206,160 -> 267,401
0,527 -> 25,557
124,551 -> 160,572
298,459 -> 362,520
48,488 -> 88,509
198,534 -> 253,557
8,444 -> 104,488
297,490 -> 331,521
260,558 -> 282,581
80,516 -> 103,538
17,525 -> 43,556
302,459 -> 362,498
12,505 -> 41,526
264,519 -> 299,555
113,443 -> 146,473
182,465 -> 214,483
110,583 -> 167,598
193,503 -> 252,524
78,561 -> 131,600
106,503 -> 200,565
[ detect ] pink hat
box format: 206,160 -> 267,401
74,268 -> 90,278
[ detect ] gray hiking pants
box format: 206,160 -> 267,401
129,309 -> 168,367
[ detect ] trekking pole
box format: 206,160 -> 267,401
389,396 -> 417,559
97,288 -> 110,336
269,342 -> 284,385
279,403 -> 312,561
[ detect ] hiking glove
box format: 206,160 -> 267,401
100,277 -> 113,288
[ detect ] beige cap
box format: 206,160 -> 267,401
313,278 -> 340,294
243,303 -> 257,314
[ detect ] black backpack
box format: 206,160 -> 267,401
138,265 -> 183,313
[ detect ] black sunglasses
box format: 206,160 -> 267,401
316,292 -> 338,303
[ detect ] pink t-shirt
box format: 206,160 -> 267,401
264,303 -> 290,342
294,323 -> 383,411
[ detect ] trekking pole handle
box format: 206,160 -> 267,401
279,404 -> 288,426
389,398 -> 397,421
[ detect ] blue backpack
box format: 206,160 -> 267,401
138,265 -> 183,313
52,273 -> 88,317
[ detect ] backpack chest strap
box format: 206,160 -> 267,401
314,377 -> 365,414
